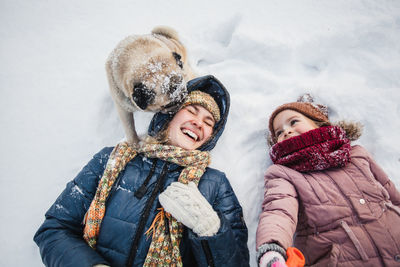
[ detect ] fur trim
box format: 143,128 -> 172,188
152,26 -> 179,41
333,120 -> 363,141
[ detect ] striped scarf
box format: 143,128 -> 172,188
83,141 -> 210,266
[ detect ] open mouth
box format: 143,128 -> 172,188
181,128 -> 199,141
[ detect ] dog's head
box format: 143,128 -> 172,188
108,27 -> 195,114
128,49 -> 189,113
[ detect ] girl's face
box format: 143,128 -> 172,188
273,109 -> 319,143
167,104 -> 215,150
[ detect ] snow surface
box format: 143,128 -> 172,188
1,0 -> 400,266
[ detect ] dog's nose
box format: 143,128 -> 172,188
132,83 -> 155,110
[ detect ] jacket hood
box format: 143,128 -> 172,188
148,75 -> 230,151
333,120 -> 363,141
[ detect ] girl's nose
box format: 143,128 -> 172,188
283,128 -> 293,138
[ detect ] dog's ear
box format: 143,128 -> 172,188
152,26 -> 180,41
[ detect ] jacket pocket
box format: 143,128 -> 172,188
304,173 -> 329,204
340,220 -> 369,261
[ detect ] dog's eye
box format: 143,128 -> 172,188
172,52 -> 183,69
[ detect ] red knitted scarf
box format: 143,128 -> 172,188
270,126 -> 351,172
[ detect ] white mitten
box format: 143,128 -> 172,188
93,265 -> 110,267
259,251 -> 287,267
159,181 -> 220,236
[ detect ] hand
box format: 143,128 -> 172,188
259,251 -> 287,267
271,262 -> 287,267
159,181 -> 220,236
93,265 -> 110,267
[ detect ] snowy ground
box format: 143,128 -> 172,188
1,0 -> 400,266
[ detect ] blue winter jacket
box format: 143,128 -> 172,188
34,76 -> 249,267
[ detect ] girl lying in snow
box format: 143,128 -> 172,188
256,94 -> 400,267
34,75 -> 249,267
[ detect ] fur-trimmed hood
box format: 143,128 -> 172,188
333,120 -> 363,141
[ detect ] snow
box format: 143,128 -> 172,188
1,0 -> 399,266
71,185 -> 84,198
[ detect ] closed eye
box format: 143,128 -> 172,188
172,52 -> 183,69
204,119 -> 215,127
185,106 -> 196,114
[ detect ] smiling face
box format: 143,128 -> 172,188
167,104 -> 215,150
273,109 -> 319,143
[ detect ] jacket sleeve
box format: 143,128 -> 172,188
365,148 -> 400,206
256,165 -> 299,250
188,171 -> 249,267
33,147 -> 113,267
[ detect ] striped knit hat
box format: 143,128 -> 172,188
181,90 -> 220,122
269,94 -> 330,143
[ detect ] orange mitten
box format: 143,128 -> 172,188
286,247 -> 305,267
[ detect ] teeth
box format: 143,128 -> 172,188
182,129 -> 198,141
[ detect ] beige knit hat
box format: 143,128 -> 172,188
181,90 -> 220,122
268,94 -> 330,143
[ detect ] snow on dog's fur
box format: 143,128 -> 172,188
106,26 -> 195,145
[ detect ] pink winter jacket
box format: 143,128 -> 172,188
256,145 -> 400,266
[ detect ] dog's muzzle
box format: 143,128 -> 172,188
161,75 -> 187,113
132,83 -> 156,110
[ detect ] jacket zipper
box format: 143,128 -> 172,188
201,240 -> 215,267
134,159 -> 158,199
126,162 -> 169,267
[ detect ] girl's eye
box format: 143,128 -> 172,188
276,130 -> 283,136
290,119 -> 298,126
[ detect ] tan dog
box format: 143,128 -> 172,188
106,26 -> 195,145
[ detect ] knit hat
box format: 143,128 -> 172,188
268,94 -> 330,143
181,90 -> 221,122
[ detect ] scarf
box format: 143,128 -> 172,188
270,126 -> 351,172
83,141 -> 210,267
